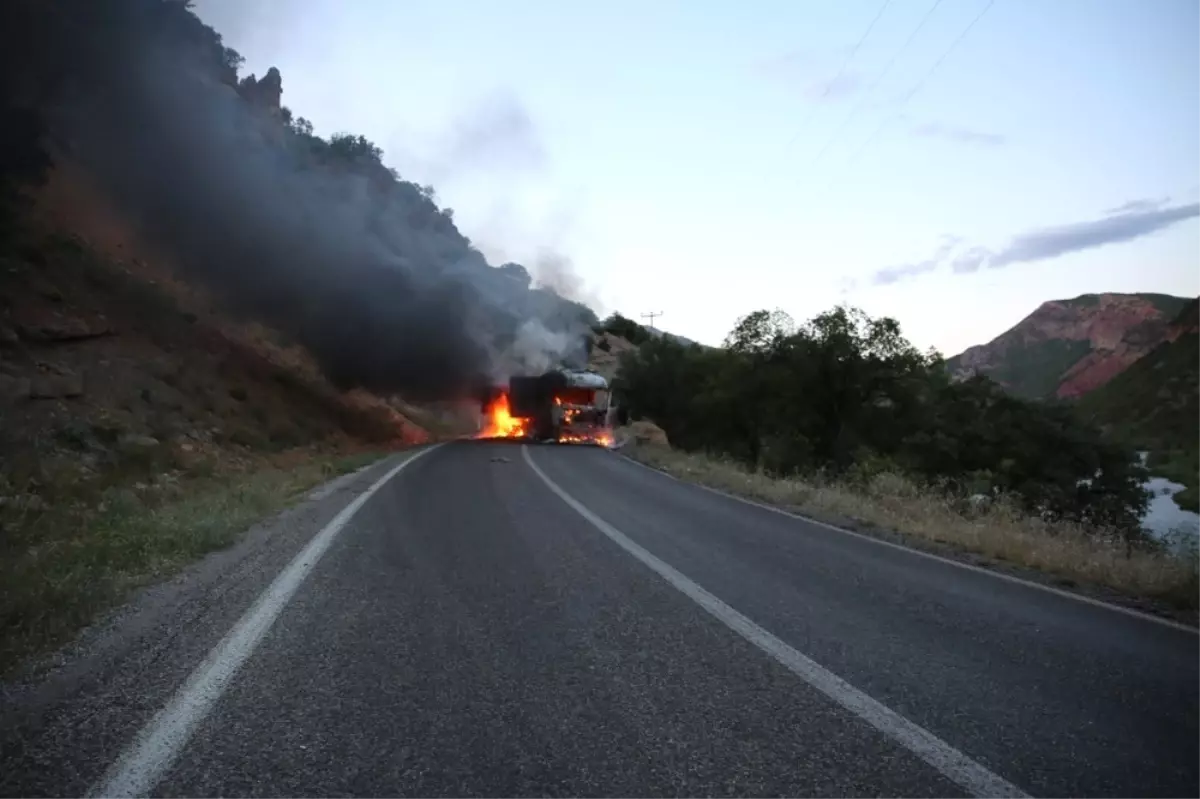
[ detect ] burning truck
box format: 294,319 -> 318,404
477,368 -> 615,446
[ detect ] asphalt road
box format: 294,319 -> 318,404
2,441 -> 1197,797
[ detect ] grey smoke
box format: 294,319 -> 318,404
421,94 -> 547,187
5,0 -> 594,400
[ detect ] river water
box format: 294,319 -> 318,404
1137,452 -> 1199,547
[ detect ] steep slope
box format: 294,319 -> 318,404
0,0 -> 596,669
1075,299 -> 1199,509
946,293 -> 1191,399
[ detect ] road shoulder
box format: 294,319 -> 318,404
619,446 -> 1199,630
0,448 -> 422,798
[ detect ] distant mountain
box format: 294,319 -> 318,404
945,293 -> 1191,399
1075,299 -> 1199,510
1077,298 -> 1198,442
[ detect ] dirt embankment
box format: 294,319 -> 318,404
0,162 -> 479,673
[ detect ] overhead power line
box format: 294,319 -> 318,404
840,0 -> 998,172
802,0 -> 946,177
785,0 -> 893,151
808,0 -> 998,204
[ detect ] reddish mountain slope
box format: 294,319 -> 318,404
946,293 -> 1191,399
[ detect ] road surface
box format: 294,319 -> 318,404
1,441 -> 1196,797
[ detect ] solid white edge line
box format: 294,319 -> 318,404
615,451 -> 1199,635
522,445 -> 1029,799
88,444 -> 443,799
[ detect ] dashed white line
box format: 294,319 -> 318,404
88,445 -> 442,799
522,444 -> 1029,799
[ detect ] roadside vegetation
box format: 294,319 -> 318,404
623,443 -> 1198,616
0,447 -> 387,675
1,0 -> 488,673
612,307 -> 1197,615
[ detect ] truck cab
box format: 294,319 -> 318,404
505,368 -> 613,445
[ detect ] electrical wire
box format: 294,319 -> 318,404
838,0 -> 998,174
801,0 -> 946,176
784,0 -> 894,151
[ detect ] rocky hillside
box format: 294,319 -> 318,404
946,293 -> 1192,399
1075,299 -> 1199,510
0,200 -> 439,497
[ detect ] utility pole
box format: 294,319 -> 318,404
641,311 -> 663,331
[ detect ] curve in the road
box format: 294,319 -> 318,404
522,445 -> 1028,799
88,445 -> 444,799
616,452 -> 1199,635
70,441 -> 1196,798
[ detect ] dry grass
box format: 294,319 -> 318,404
0,448 -> 388,675
626,444 -> 1199,615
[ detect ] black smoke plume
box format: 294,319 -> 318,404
0,0 -> 596,400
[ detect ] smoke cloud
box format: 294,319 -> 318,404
2,0 -> 595,400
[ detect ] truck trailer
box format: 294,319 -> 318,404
480,368 -> 615,445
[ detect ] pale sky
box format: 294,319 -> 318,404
194,0 -> 1199,356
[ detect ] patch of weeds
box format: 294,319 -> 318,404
1,451 -> 381,676
226,425 -> 267,450
625,444 -> 1199,614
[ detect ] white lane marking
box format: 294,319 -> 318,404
522,445 -> 1029,799
617,452 -> 1199,635
89,445 -> 442,799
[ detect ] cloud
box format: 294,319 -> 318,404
754,46 -> 864,102
912,122 -> 1007,147
867,198 -> 1198,287
871,236 -> 960,286
988,201 -> 1200,269
754,44 -> 856,79
950,246 -> 993,274
805,71 -> 864,102
1104,196 -> 1170,215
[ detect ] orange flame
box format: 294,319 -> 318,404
478,392 -> 530,439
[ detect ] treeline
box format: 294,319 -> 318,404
616,306 -> 1151,535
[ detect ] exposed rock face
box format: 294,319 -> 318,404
236,67 -> 283,115
1075,299 -> 1198,477
13,310 -> 113,343
946,293 -> 1192,399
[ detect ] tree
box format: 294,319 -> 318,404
326,132 -> 384,166
499,262 -> 532,289
617,303 -> 1150,535
291,116 -> 314,137
601,313 -> 651,346
724,309 -> 794,355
